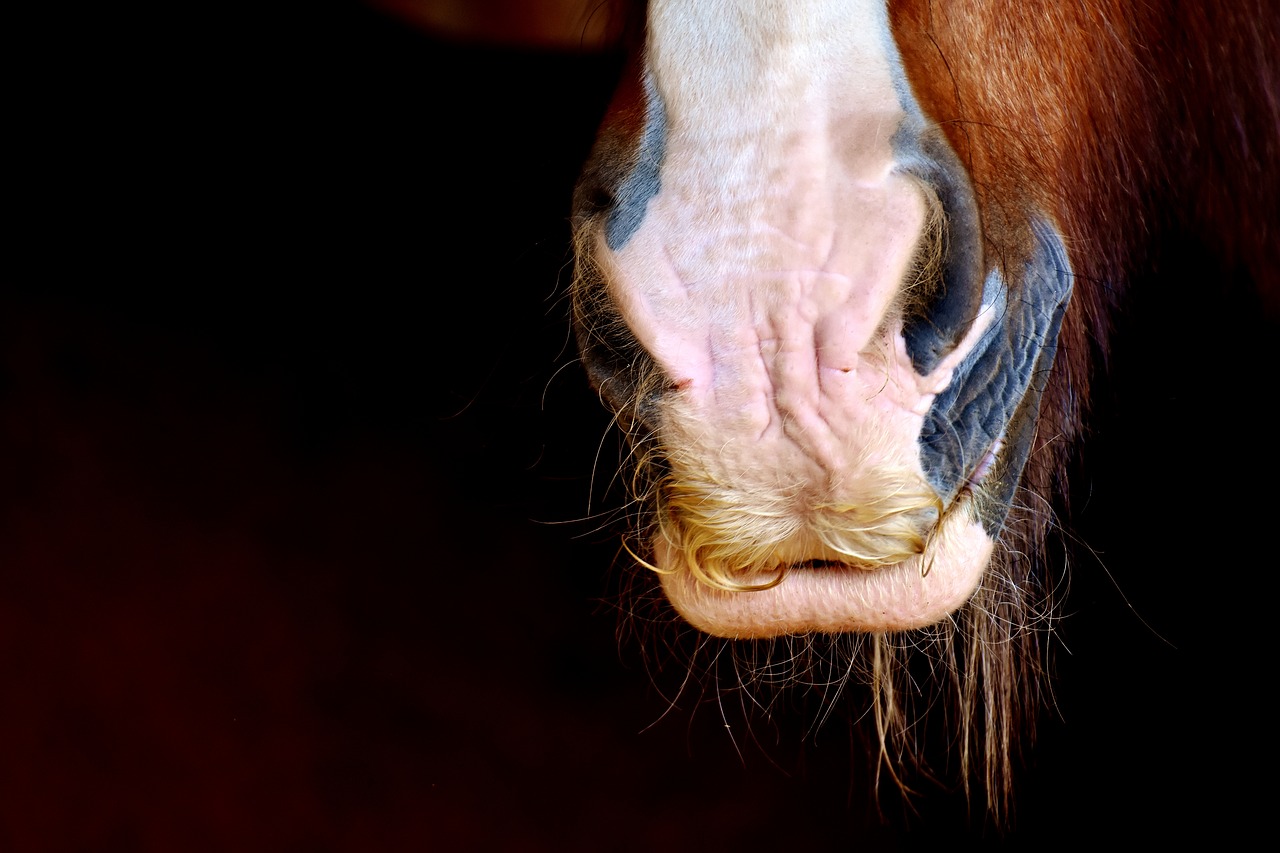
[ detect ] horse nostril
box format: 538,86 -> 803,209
583,183 -> 614,216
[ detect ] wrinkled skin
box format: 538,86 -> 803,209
572,0 -> 1070,638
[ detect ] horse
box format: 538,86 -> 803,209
569,0 -> 1279,821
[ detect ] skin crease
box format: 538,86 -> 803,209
598,0 -> 1004,636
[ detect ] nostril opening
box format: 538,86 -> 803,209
586,184 -> 614,214
574,177 -> 616,218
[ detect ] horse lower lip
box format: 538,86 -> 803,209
657,513 -> 994,637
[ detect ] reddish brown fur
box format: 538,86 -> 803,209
891,0 -> 1279,582
892,0 -> 1279,383
894,1 -> 1279,291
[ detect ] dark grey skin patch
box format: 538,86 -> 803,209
878,8 -> 987,376
605,74 -> 667,252
919,217 -> 1073,535
896,129 -> 988,375
877,20 -> 1076,535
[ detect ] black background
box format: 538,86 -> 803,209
5,2 -> 1272,849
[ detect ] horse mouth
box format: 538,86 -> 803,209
646,434 -> 1010,639
791,558 -> 852,570
656,497 -> 993,638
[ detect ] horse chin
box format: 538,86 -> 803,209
656,507 -> 993,638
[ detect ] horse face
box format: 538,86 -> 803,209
568,0 -> 1278,820
572,0 -> 1071,638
